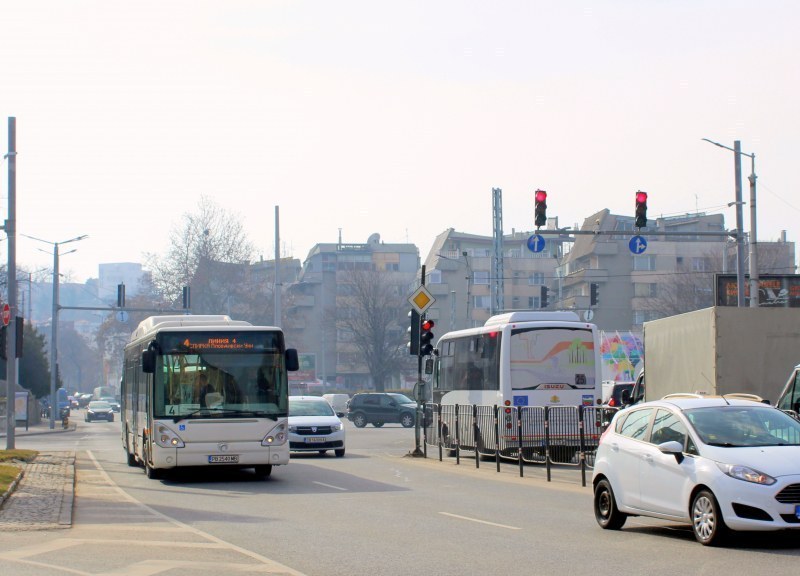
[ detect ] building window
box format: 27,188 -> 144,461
528,272 -> 544,285
473,270 -> 490,285
633,310 -> 660,325
692,257 -> 710,272
428,269 -> 442,284
529,296 -> 541,309
473,295 -> 491,309
633,255 -> 656,271
634,283 -> 657,298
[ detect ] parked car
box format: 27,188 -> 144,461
601,380 -> 634,408
346,393 -> 416,428
288,396 -> 345,457
322,393 -> 350,416
85,400 -> 115,422
592,396 -> 800,546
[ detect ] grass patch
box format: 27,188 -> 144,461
0,450 -> 38,495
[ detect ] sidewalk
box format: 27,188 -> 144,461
0,423 -> 76,530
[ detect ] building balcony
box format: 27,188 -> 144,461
562,268 -> 609,287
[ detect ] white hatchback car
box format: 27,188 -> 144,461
592,396 -> 800,545
288,396 -> 346,457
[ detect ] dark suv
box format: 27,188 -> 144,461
346,393 -> 417,428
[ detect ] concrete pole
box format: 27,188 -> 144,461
734,141 -> 746,307
49,244 -> 59,429
5,117 -> 17,448
748,154 -> 759,307
274,206 -> 281,326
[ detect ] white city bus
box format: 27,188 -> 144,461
121,315 -> 299,479
430,311 -> 602,459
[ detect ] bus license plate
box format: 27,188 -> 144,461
208,455 -> 239,464
305,437 -> 325,443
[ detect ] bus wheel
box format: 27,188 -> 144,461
254,465 -> 272,479
143,445 -> 163,480
126,450 -> 137,467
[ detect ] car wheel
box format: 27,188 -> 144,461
594,479 -> 627,530
692,489 -> 728,546
352,413 -> 367,428
335,448 -> 345,457
253,465 -> 272,479
400,412 -> 415,428
373,422 -> 384,428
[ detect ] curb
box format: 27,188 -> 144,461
59,453 -> 75,526
0,467 -> 24,509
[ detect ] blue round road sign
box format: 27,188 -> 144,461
527,234 -> 545,253
629,235 -> 648,254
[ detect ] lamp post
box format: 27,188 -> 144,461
22,233 -> 88,428
702,138 -> 758,307
435,252 -> 472,330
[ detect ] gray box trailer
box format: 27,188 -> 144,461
637,306 -> 800,404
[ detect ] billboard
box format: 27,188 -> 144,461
715,274 -> 800,307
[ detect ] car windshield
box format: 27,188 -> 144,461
290,399 -> 335,417
89,402 -> 111,410
388,393 -> 414,404
685,405 -> 800,447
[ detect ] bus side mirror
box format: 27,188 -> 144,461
285,348 -> 299,371
142,349 -> 155,374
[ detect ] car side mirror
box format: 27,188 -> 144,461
620,389 -> 631,406
658,440 -> 685,464
336,412 -> 345,418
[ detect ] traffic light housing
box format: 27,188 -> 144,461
590,283 -> 599,306
534,189 -> 547,228
541,286 -> 549,309
635,190 -> 648,229
420,318 -> 435,356
408,310 -> 420,356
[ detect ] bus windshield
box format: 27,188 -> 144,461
153,349 -> 288,420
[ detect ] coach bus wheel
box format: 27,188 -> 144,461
253,465 -> 273,479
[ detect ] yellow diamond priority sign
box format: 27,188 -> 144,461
408,285 -> 435,315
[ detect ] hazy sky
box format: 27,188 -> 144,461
3,1 -> 799,293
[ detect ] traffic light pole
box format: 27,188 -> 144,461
410,267 -> 426,458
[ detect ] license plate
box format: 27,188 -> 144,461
208,455 -> 239,463
305,437 -> 326,443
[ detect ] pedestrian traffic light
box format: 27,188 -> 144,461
534,189 -> 547,228
420,318 -> 435,356
635,191 -> 648,229
590,283 -> 599,306
408,310 -> 420,356
541,286 -> 549,309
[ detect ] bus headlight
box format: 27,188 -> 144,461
155,424 -> 185,448
262,422 -> 288,446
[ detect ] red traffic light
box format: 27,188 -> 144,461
421,319 -> 435,331
535,189 -> 547,203
636,191 -> 648,204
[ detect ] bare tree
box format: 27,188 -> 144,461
335,268 -> 415,392
145,196 -> 256,312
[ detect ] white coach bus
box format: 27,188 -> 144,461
121,315 -> 299,479
430,311 -> 602,458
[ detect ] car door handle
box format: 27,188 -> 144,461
642,454 -> 653,463
610,442 -> 620,452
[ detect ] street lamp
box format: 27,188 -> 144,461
702,138 -> 758,307
434,252 -> 472,329
22,233 -> 88,428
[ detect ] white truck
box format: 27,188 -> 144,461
627,306 -> 800,405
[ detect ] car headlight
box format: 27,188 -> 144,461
716,462 -> 776,485
330,422 -> 342,432
288,425 -> 298,433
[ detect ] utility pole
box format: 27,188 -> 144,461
747,153 -> 759,307
733,141 -> 746,307
4,117 -> 17,448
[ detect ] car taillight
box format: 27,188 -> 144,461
608,398 -> 616,407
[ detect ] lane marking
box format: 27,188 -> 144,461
312,481 -> 348,491
85,450 -> 308,575
439,512 -> 522,530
